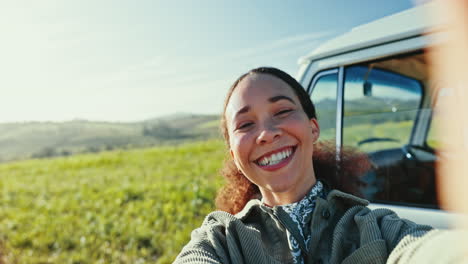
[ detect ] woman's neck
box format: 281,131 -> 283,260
260,176 -> 317,206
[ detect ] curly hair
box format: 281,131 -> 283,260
216,67 -> 370,214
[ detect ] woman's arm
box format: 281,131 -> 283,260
387,229 -> 468,263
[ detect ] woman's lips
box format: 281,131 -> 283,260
254,146 -> 296,171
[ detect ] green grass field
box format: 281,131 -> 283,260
0,140 -> 226,264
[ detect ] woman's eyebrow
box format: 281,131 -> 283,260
234,106 -> 250,119
268,95 -> 296,104
233,95 -> 295,119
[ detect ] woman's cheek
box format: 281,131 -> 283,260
281,115 -> 306,131
231,134 -> 251,161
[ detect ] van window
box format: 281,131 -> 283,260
343,65 -> 438,208
343,66 -> 422,152
310,72 -> 338,142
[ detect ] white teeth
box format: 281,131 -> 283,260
257,148 -> 293,166
274,153 -> 280,161
272,153 -> 279,162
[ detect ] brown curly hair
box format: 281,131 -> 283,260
216,67 -> 370,214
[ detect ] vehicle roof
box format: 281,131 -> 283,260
299,3 -> 443,64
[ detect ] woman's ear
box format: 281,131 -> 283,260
230,149 -> 239,168
230,149 -> 243,174
309,118 -> 320,142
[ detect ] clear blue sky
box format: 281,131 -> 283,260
0,0 -> 415,122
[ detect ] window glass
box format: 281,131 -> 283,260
343,66 -> 422,152
343,64 -> 438,208
310,73 -> 338,142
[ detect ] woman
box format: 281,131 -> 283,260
175,67 -> 432,264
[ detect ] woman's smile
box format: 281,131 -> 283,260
254,145 -> 296,171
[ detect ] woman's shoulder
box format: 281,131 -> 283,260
174,211 -> 241,264
188,199 -> 266,240
199,199 -> 264,227
175,199 -> 288,263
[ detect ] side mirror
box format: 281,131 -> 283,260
363,81 -> 373,96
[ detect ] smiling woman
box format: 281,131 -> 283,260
174,67 -> 434,264
217,67 -> 367,214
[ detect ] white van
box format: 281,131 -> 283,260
297,3 -> 452,228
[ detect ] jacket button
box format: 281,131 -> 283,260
321,209 -> 330,219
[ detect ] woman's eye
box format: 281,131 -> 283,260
238,122 -> 253,130
275,109 -> 293,116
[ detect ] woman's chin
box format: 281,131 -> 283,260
261,181 -> 297,199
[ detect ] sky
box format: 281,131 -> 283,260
0,0 -> 416,123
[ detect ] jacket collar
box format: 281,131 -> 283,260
325,189 -> 369,207
235,199 -> 263,220
235,189 -> 369,221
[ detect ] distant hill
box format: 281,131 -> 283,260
0,114 -> 220,163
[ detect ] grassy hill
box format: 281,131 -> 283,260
0,139 -> 227,264
0,114 -> 220,163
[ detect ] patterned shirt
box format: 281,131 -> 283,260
278,181 -> 325,264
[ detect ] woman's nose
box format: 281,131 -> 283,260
256,121 -> 281,144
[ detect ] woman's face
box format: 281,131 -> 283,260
225,73 -> 320,204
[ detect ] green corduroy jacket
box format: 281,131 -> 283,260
174,190 -> 433,264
